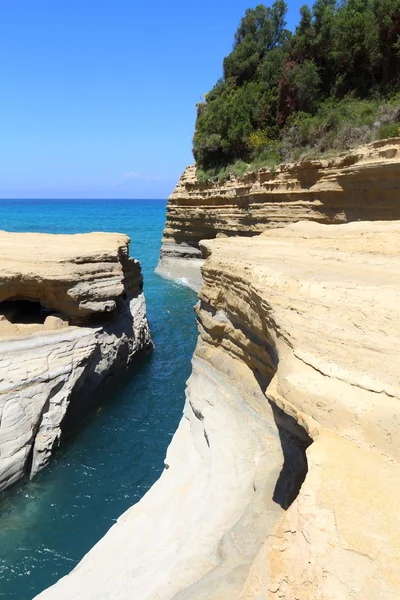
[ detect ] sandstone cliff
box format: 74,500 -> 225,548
0,231 -> 152,492
37,220 -> 400,599
157,138 -> 400,290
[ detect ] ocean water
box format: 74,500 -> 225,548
0,200 -> 197,599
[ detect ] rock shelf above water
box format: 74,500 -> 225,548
0,231 -> 152,492
0,230 -> 143,325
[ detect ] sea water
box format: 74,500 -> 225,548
0,199 -> 197,599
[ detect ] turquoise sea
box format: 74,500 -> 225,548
0,200 -> 198,599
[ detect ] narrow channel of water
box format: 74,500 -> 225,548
0,199 -> 198,599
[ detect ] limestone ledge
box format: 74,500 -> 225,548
0,230 -> 143,322
157,138 -> 400,291
0,231 -> 153,492
37,220 -> 400,599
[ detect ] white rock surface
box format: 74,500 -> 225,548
0,232 -> 152,492
35,347 -> 288,600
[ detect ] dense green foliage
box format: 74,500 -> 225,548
193,0 -> 400,179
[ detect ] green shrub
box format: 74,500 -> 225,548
250,147 -> 282,171
196,168 -> 211,184
377,122 -> 400,140
227,160 -> 249,178
280,97 -> 398,160
193,0 -> 400,173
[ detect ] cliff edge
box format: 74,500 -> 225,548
37,220 -> 400,599
0,231 -> 153,492
157,138 -> 400,291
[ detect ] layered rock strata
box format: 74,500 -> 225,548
157,138 -> 400,290
37,220 -> 400,599
0,231 -> 152,492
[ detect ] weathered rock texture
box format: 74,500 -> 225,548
157,139 -> 400,290
37,220 -> 400,599
0,231 -> 152,492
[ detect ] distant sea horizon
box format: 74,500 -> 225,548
0,197 -> 167,201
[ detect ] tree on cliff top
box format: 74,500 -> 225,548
193,0 -> 400,176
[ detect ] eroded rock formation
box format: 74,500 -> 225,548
201,222 -> 400,600
157,138 -> 400,290
37,220 -> 400,599
0,231 -> 152,492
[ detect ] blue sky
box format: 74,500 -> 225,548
0,1 -> 308,199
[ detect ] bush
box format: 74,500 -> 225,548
280,97 -> 397,161
193,0 -> 400,173
377,122 -> 400,139
247,129 -> 271,152
227,160 -> 249,178
288,60 -> 321,113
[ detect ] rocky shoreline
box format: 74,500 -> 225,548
0,231 -> 153,492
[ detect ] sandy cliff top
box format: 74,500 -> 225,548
0,231 -> 142,329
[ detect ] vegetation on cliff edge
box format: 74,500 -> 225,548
193,0 -> 400,181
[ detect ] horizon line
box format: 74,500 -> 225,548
0,197 -> 167,201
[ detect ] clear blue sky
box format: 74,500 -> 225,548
0,1 -> 307,199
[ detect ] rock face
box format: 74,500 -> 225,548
157,139 -> 400,290
37,220 -> 400,599
0,231 -> 152,492
201,222 -> 400,600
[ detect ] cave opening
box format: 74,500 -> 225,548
0,298 -> 52,325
